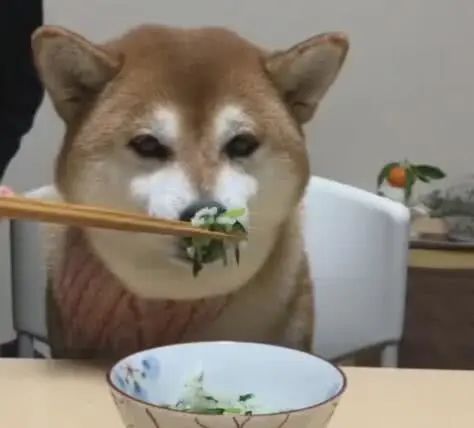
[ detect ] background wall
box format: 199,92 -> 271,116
1,0 -> 473,346
5,0 -> 473,192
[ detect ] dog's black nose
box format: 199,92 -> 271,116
179,200 -> 226,223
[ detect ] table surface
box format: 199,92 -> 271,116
411,233 -> 474,250
409,247 -> 474,269
410,219 -> 474,269
0,360 -> 473,427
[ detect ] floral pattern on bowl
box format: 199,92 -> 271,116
112,356 -> 161,401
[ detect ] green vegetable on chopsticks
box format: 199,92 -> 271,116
184,207 -> 247,276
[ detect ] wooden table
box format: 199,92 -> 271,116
0,359 -> 473,427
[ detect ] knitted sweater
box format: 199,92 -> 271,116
51,229 -> 231,358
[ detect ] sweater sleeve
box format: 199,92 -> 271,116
0,1 -> 44,178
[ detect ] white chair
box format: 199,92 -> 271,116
9,186 -> 59,357
9,177 -> 410,362
305,177 -> 410,366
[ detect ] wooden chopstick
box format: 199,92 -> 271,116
0,195 -> 239,241
5,195 -> 187,227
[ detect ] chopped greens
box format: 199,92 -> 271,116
184,207 -> 247,276
238,394 -> 255,402
167,371 -> 257,416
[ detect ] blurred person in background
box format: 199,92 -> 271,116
0,1 -> 43,357
0,1 -> 44,180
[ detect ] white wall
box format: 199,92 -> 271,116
5,0 -> 473,192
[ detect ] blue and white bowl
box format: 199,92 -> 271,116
107,342 -> 346,428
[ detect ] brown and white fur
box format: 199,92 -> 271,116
32,24 -> 348,359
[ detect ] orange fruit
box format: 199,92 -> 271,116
387,166 -> 407,188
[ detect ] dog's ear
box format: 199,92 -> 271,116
266,32 -> 349,124
32,26 -> 122,122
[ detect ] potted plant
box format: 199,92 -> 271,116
377,161 -> 446,206
377,161 -> 446,238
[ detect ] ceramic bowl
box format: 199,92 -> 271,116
107,342 -> 346,428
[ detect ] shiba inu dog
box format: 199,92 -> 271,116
31,23 -> 349,359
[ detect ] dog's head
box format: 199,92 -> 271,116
32,25 -> 348,298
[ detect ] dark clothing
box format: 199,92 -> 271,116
0,1 -> 44,179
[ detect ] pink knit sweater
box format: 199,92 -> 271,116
52,229 -> 231,358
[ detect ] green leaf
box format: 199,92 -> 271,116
414,165 -> 446,179
192,258 -> 202,277
220,241 -> 228,266
239,394 -> 255,402
234,245 -> 240,265
377,162 -> 399,188
224,408 -> 243,414
199,408 -> 225,415
404,168 -> 416,203
413,169 -> 430,183
232,221 -> 247,235
221,208 -> 246,219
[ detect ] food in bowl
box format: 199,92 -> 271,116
108,342 -> 346,428
168,371 -> 258,415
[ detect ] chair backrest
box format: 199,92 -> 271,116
0,222 -> 14,344
303,176 -> 410,359
10,178 -> 410,359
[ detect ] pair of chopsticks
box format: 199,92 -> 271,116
0,195 -> 239,241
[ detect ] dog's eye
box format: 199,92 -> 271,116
224,134 -> 260,159
128,134 -> 172,160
